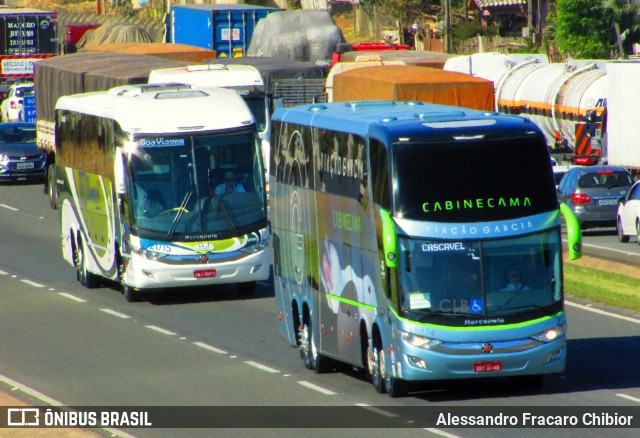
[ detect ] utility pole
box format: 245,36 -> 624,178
443,0 -> 452,53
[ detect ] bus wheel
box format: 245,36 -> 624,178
237,281 -> 256,296
298,321 -> 313,370
123,285 -> 139,303
48,165 -> 58,209
118,258 -> 139,302
384,373 -> 408,398
369,347 -> 385,394
77,238 -> 98,289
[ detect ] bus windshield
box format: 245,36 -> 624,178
398,230 -> 562,317
128,129 -> 265,238
392,137 -> 558,222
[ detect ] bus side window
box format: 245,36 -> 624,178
370,139 -> 390,210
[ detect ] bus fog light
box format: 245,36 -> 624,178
406,355 -> 430,370
142,270 -> 157,280
545,348 -> 563,364
250,263 -> 263,274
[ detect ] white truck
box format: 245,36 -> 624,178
606,61 -> 640,169
148,64 -> 271,175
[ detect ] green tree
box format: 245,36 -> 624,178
361,0 -> 437,45
604,0 -> 640,58
555,0 -> 613,58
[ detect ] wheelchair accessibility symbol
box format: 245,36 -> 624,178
470,298 -> 484,313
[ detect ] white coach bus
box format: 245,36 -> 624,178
55,83 -> 270,301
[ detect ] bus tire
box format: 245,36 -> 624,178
370,347 -> 386,394
384,373 -> 408,398
299,320 -> 314,370
77,238 -> 99,289
48,164 -> 58,209
123,285 -> 140,303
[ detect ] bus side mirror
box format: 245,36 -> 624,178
559,202 -> 582,260
114,148 -> 126,195
379,208 -> 398,268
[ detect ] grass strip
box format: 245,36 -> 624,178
564,263 -> 640,312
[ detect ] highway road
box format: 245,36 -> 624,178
0,182 -> 639,438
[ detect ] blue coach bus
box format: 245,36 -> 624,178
270,100 -> 582,397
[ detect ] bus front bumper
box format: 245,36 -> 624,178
124,248 -> 270,290
390,337 -> 566,382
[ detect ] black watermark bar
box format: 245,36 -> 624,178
1,406 -> 639,428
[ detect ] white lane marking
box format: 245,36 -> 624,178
581,242 -> 640,258
245,361 -> 279,374
20,279 -> 45,288
0,204 -> 19,211
0,269 -> 8,275
297,380 -> 336,395
58,292 -> 86,303
354,402 -> 398,418
424,428 -> 463,438
193,341 -> 227,355
145,325 -> 177,336
100,308 -> 131,319
0,373 -> 135,438
566,300 -> 640,324
617,393 -> 640,403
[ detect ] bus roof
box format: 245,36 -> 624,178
272,101 -> 542,141
148,64 -> 265,88
55,84 -> 255,134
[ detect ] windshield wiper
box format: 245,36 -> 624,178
209,189 -> 238,235
167,191 -> 192,240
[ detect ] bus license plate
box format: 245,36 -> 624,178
473,361 -> 502,372
194,269 -> 216,278
17,162 -> 34,169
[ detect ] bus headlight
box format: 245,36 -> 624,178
531,323 -> 566,343
133,247 -> 168,261
239,240 -> 269,254
400,330 -> 442,350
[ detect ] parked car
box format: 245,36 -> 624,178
0,82 -> 34,122
0,122 -> 45,182
616,180 -> 640,243
556,165 -> 633,229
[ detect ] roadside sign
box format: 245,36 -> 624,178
23,95 -> 36,123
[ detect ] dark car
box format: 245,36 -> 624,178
557,165 -> 634,229
0,122 -> 45,182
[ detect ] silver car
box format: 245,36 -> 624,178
556,165 -> 633,229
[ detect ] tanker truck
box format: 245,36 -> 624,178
445,54 -> 607,165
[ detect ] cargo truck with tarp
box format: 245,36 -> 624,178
331,65 -> 495,112
35,50 -> 191,208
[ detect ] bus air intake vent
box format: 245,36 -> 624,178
155,90 -> 209,100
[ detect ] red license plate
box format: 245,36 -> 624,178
473,361 -> 502,372
194,269 -> 217,278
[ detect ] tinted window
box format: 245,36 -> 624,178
577,171 -> 632,189
393,137 -> 558,222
